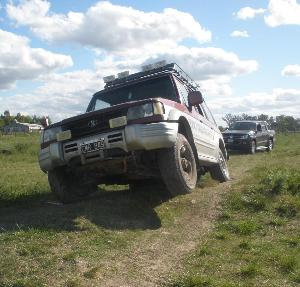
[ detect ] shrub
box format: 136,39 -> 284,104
276,195 -> 300,218
260,168 -> 300,196
240,263 -> 259,278
14,143 -> 30,153
170,275 -> 212,287
279,256 -> 298,273
224,220 -> 260,236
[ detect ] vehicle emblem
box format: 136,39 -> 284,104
230,135 -> 233,139
88,119 -> 98,128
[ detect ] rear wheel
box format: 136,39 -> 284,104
48,168 -> 97,203
158,133 -> 197,196
210,149 -> 230,182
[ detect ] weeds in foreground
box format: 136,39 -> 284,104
168,138 -> 300,287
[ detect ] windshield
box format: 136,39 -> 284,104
229,122 -> 256,131
88,76 -> 177,112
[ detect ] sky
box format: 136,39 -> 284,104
0,0 -> 299,125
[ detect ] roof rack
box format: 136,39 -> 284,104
104,63 -> 200,90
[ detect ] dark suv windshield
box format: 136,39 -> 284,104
229,122 -> 256,131
88,76 -> 177,112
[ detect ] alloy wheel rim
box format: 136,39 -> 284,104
179,144 -> 195,186
269,141 -> 273,150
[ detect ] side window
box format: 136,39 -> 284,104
200,102 -> 217,125
174,78 -> 189,106
261,124 -> 266,131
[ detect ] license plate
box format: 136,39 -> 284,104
228,138 -> 233,143
81,139 -> 105,154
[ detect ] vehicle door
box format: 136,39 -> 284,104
260,123 -> 269,145
256,123 -> 265,147
192,103 -> 217,158
173,77 -> 214,159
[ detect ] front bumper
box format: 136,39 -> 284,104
224,139 -> 251,150
39,122 -> 178,172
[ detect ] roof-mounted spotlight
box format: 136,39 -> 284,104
141,60 -> 167,72
153,60 -> 167,69
117,71 -> 130,79
141,64 -> 154,72
103,75 -> 116,83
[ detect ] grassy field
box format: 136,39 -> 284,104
167,134 -> 300,287
0,133 -> 299,286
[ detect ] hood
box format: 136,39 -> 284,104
223,130 -> 255,135
46,98 -> 162,129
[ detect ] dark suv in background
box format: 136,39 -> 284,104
222,120 -> 275,154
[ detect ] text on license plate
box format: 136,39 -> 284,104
81,139 -> 105,154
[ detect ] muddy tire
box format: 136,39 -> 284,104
210,149 -> 230,182
266,138 -> 274,152
249,140 -> 256,154
48,168 -> 97,204
158,133 -> 197,196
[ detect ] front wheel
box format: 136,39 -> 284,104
48,168 -> 97,203
158,133 -> 197,196
266,138 -> 274,152
249,140 -> 256,154
210,149 -> 230,182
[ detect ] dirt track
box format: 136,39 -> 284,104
101,178 -> 233,286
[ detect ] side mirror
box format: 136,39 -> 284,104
257,124 -> 262,132
188,91 -> 204,106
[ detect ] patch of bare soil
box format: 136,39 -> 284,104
100,181 -> 233,286
98,155 -> 251,287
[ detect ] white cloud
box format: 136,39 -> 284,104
0,29 -> 72,89
235,7 -> 265,20
0,70 -> 101,120
0,45 -> 259,121
2,1 -> 261,123
208,88 -> 300,124
146,46 -> 258,80
230,30 -> 249,38
265,0 -> 300,27
6,0 -> 211,57
282,64 -> 300,77
97,46 -> 258,97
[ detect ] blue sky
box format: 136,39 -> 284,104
0,0 -> 299,124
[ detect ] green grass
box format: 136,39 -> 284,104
0,133 -> 202,286
167,134 -> 300,287
1,133 -> 299,286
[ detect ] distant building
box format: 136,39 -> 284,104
3,120 -> 43,134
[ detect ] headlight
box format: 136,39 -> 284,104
41,126 -> 62,144
127,102 -> 164,121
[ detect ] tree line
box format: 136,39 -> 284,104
0,110 -> 51,128
222,113 -> 300,133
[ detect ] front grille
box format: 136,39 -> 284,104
223,134 -> 248,144
64,109 -> 127,139
64,143 -> 78,153
223,134 -> 247,139
107,132 -> 123,144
